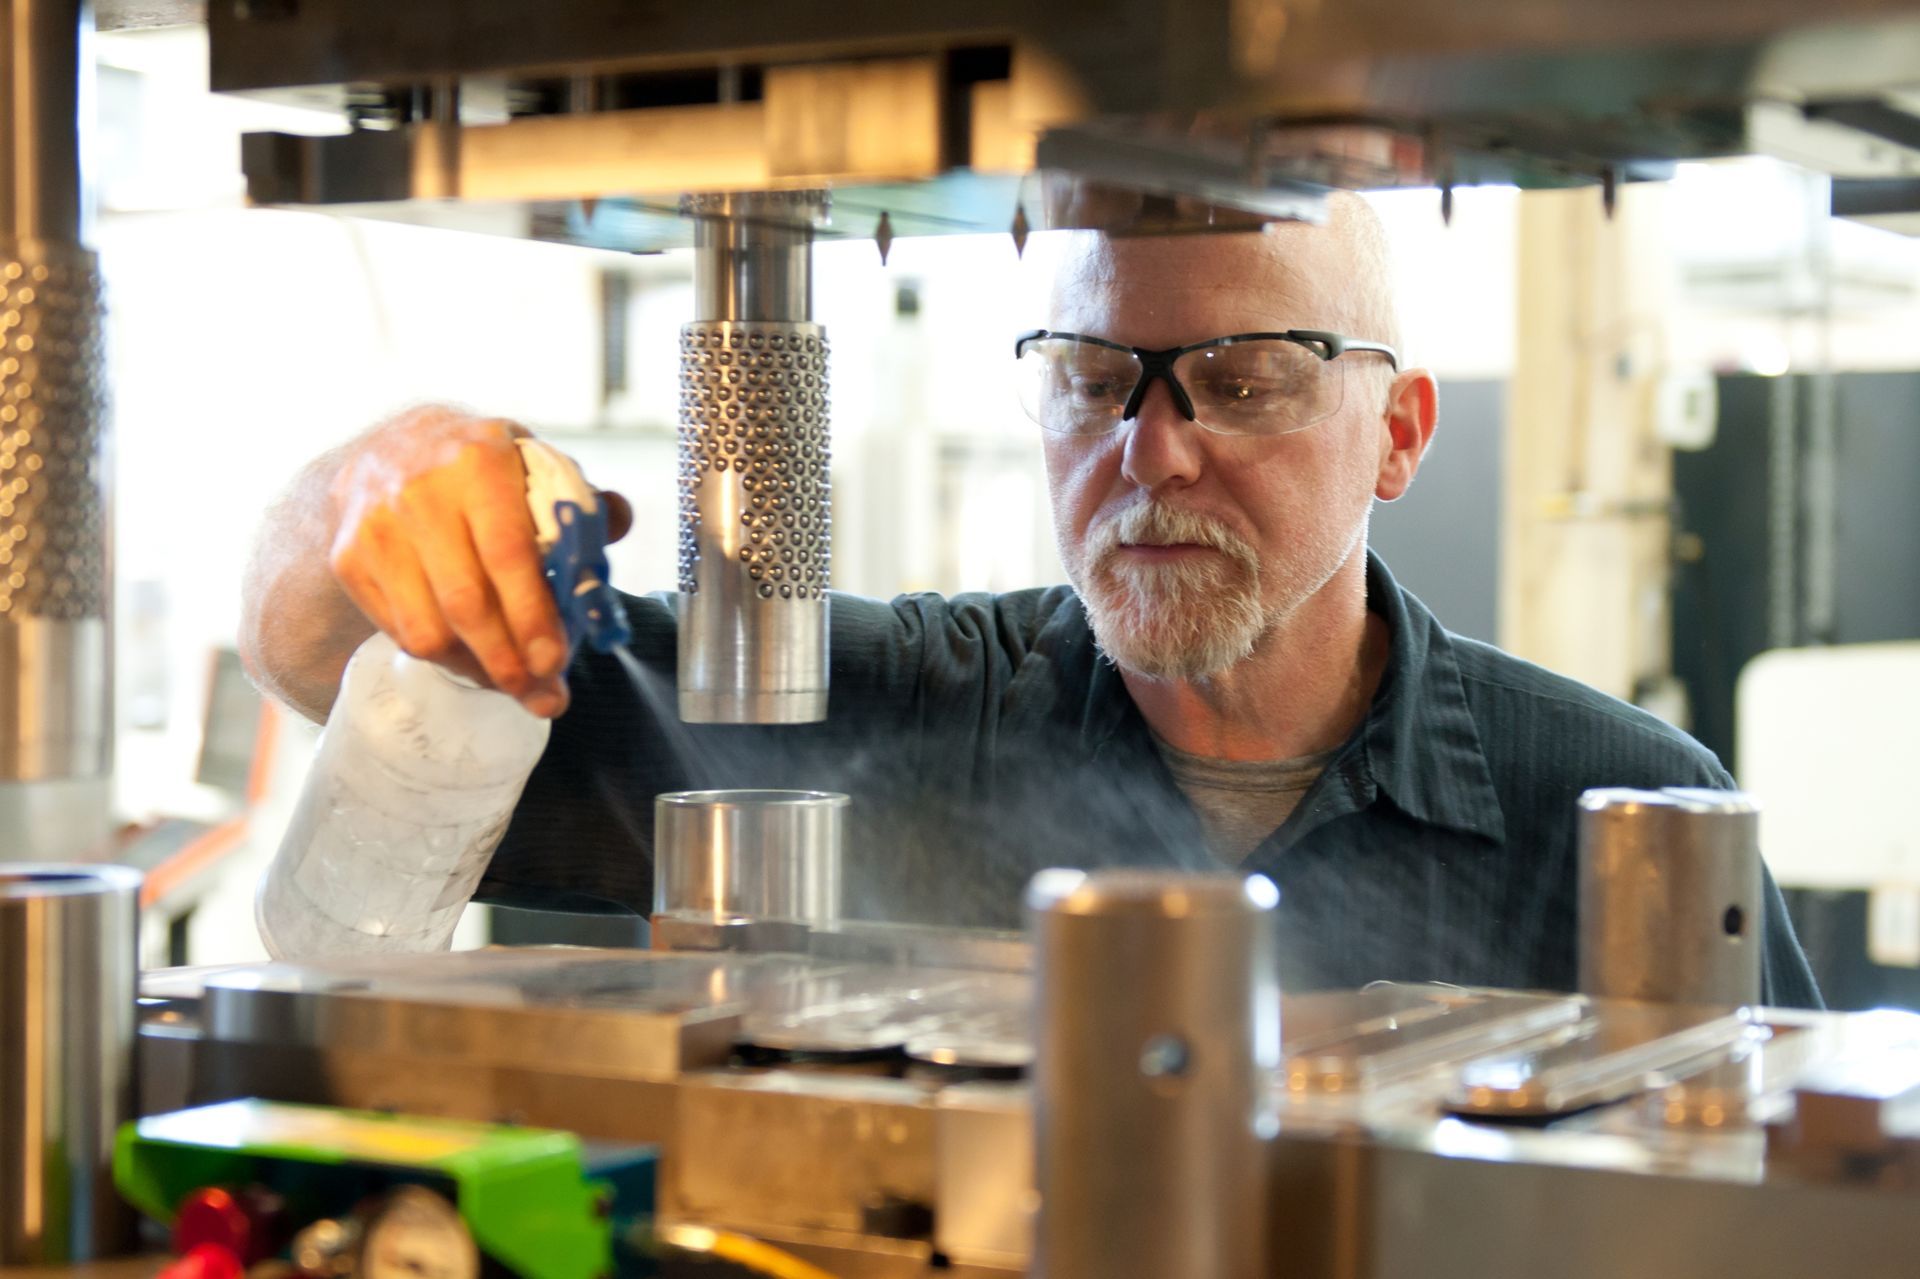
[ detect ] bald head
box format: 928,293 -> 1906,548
1313,191 -> 1400,352
1047,191 -> 1400,355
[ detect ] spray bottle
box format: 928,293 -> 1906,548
256,439 -> 631,959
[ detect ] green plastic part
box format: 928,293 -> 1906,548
115,1099 -> 610,1279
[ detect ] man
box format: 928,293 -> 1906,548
241,195 -> 1820,1004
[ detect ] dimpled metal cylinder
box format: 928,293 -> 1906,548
676,321 -> 830,722
1028,869 -> 1281,1279
1579,787 -> 1763,1006
0,239 -> 109,781
677,191 -> 829,723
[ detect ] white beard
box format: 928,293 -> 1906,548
1070,499 -> 1268,681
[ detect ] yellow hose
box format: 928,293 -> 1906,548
655,1223 -> 843,1279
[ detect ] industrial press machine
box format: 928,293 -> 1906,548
8,0 -> 1920,1275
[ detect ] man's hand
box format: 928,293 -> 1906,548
244,405 -> 631,722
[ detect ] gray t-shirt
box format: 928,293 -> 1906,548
1153,736 -> 1337,863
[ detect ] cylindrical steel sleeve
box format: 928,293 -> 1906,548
1578,787 -> 1763,1006
0,863 -> 141,1263
653,788 -> 846,927
1028,868 -> 1280,1279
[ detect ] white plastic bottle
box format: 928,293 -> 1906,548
256,440 -> 628,959
256,634 -> 550,957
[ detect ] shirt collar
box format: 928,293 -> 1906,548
1072,549 -> 1507,846
1358,550 -> 1507,844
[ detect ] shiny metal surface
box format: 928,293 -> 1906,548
0,0 -> 111,782
803,920 -> 1029,973
0,236 -> 112,781
740,966 -> 1027,1062
1286,990 -> 1587,1096
678,194 -> 828,726
202,0 -> 1920,99
1768,1011 -> 1920,1181
1267,1127 -> 1920,1279
0,0 -> 84,241
0,618 -> 110,780
665,1071 -> 938,1235
198,947 -> 769,1083
1027,869 -> 1279,1279
1448,1006 -> 1759,1120
96,0 -> 204,31
1647,1020 -> 1820,1130
137,944 -> 1920,1279
219,1 -> 1920,255
648,912 -> 809,955
0,775 -> 112,861
933,1083 -> 1032,1269
653,789 -> 846,928
676,194 -> 831,723
0,864 -> 140,1264
652,911 -> 1032,973
688,191 -> 820,323
1579,787 -> 1763,1005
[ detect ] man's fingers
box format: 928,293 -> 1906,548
469,466 -> 569,680
407,515 -> 531,698
523,675 -> 570,719
324,413 -> 596,716
335,568 -> 396,647
352,514 -> 460,662
330,523 -> 402,642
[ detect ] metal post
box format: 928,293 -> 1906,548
1027,869 -> 1280,1279
676,190 -> 830,724
1578,787 -> 1763,1005
0,864 -> 141,1263
0,0 -> 110,781
652,788 -> 845,928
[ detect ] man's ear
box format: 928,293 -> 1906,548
1375,369 -> 1438,503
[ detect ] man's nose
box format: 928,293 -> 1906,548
1119,378 -> 1206,492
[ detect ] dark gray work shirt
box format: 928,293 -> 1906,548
484,551 -> 1821,1008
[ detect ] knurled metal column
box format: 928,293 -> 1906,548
1578,787 -> 1763,1005
676,191 -> 830,724
0,0 -> 109,780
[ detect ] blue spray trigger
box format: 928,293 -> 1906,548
542,498 -> 632,655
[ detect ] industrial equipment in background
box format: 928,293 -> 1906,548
205,0 -> 1920,732
7,0 -> 1920,1275
211,0 -> 1920,252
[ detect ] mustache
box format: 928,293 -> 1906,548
1088,501 -> 1261,576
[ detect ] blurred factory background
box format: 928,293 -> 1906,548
55,24 -> 1920,1004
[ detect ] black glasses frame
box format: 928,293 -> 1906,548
1013,328 -> 1401,425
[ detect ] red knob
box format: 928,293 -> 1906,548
158,1242 -> 243,1279
173,1187 -> 254,1263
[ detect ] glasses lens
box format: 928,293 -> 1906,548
1015,337 -> 1141,435
1175,339 -> 1343,436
